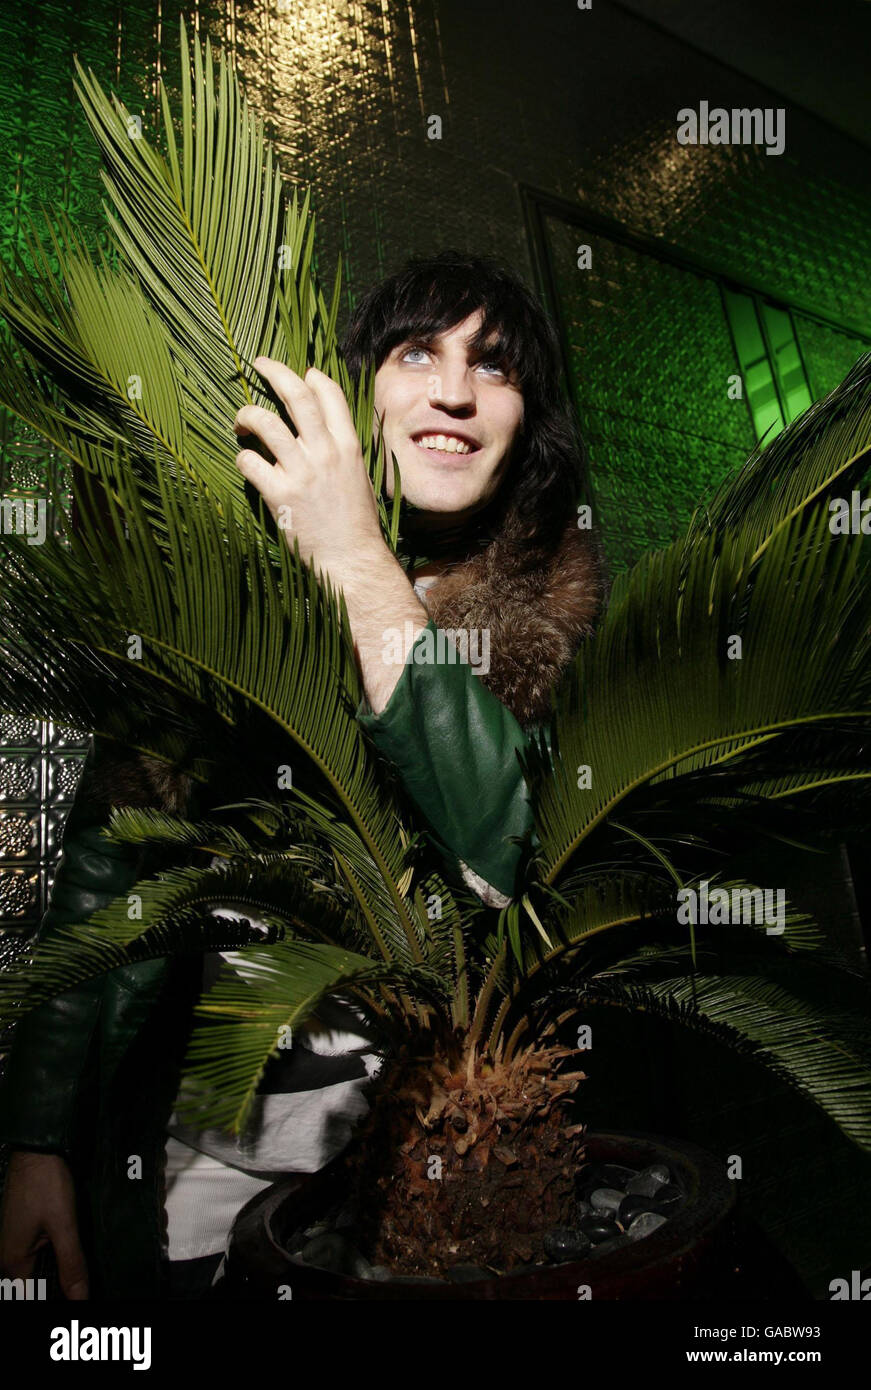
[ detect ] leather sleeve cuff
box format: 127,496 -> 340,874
357,619 -> 532,899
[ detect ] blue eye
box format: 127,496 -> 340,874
400,344 -> 507,375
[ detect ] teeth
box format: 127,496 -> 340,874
415,435 -> 473,454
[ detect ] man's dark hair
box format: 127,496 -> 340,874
339,249 -> 587,555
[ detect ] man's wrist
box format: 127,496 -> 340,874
329,541 -> 429,714
325,536 -> 398,601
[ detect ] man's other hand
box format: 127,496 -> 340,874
0,1149 -> 89,1299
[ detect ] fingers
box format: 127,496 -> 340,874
236,360 -> 357,453
0,1179 -> 38,1281
234,361 -> 360,503
52,1222 -> 89,1300
303,367 -> 360,448
0,1152 -> 88,1299
233,403 -> 297,466
233,445 -> 284,506
0,1215 -> 84,1298
251,356 -> 331,448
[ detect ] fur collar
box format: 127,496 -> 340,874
85,519 -> 603,815
424,516 -> 604,726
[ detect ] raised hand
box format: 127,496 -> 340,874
234,359 -> 386,591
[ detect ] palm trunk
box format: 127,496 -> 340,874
344,1034 -> 587,1274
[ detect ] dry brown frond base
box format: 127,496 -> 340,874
343,1036 -> 587,1275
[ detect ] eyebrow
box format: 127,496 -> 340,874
397,333 -> 505,359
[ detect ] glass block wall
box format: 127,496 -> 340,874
544,214 -> 758,571
0,716 -> 90,926
540,207 -> 869,572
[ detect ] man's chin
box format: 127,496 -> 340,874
394,487 -> 487,524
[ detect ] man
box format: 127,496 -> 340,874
0,251 -> 603,1300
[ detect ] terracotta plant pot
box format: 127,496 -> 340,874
223,1130 -> 754,1300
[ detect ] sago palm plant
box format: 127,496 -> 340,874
1,19 -> 871,1273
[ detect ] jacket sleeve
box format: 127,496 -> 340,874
357,619 -> 534,901
0,736 -> 145,1158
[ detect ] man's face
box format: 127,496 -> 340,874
372,309 -> 524,522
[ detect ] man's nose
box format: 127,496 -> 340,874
426,364 -> 476,411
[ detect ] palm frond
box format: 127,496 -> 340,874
0,18 -> 394,547
531,507 -> 870,889
71,18 -> 394,530
475,874 -> 672,1054
102,806 -> 260,856
480,869 -> 830,1056
685,349 -> 871,551
0,858 -> 357,1018
0,446 -> 431,966
580,969 -> 871,1153
176,941 -> 448,1132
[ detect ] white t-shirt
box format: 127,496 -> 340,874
163,917 -> 382,1260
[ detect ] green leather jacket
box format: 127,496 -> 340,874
0,620 -> 535,1299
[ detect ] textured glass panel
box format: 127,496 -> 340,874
760,303 -> 812,424
0,812 -> 38,861
45,808 -> 70,860
47,754 -> 87,803
0,714 -> 40,748
0,868 -> 39,920
48,722 -> 91,748
793,316 -> 869,403
723,288 -> 784,442
0,757 -> 40,804
0,717 -> 87,929
545,216 -> 754,573
569,29 -> 871,335
0,452 -> 46,493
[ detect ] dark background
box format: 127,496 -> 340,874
1,0 -> 870,1296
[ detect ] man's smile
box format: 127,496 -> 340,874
410,429 -> 480,455
409,429 -> 482,466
